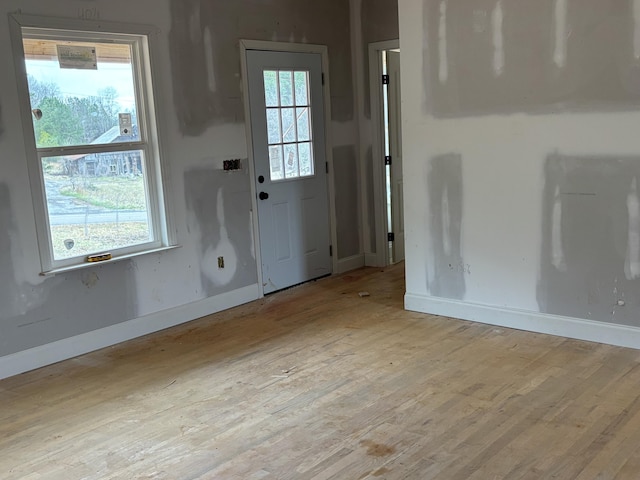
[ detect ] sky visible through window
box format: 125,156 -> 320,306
26,59 -> 136,111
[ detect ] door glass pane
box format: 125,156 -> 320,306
283,144 -> 299,179
23,38 -> 140,148
294,71 -> 309,106
296,108 -> 310,142
263,70 -> 279,107
264,69 -> 315,182
278,71 -> 294,107
42,150 -> 151,260
269,145 -> 284,181
281,108 -> 296,143
298,142 -> 314,177
266,108 -> 281,144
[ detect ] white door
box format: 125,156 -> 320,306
387,50 -> 405,263
246,50 -> 332,294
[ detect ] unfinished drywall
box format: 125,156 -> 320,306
401,0 -> 640,342
538,154 -> 640,326
334,145 -> 361,259
364,146 -> 376,253
362,0 -> 400,119
423,0 -> 640,118
184,167 -> 257,295
169,0 -> 354,136
0,0 -> 360,374
427,154 -> 465,300
0,184 -> 137,357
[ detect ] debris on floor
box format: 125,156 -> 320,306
358,291 -> 370,297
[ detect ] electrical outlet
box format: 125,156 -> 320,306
218,256 -> 224,269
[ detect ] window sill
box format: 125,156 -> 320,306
40,245 -> 181,276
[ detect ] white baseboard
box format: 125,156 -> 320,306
0,284 -> 260,380
337,254 -> 365,274
364,253 -> 381,267
405,292 -> 640,350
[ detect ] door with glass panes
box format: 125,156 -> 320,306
246,50 -> 331,294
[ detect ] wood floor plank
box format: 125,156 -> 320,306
3,263 -> 640,479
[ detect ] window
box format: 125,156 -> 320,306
263,70 -> 314,181
10,16 -> 173,274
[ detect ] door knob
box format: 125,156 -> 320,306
259,191 -> 269,200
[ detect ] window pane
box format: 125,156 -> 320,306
299,142 -> 314,177
43,150 -> 152,260
281,108 -> 296,143
269,145 -> 284,181
266,108 -> 281,144
283,144 -> 299,179
296,108 -> 311,142
278,71 -> 294,106
263,70 -> 279,107
23,38 -> 140,148
294,71 -> 309,106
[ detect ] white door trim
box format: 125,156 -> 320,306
240,40 -> 338,296
368,39 -> 400,267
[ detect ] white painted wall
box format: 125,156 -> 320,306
400,0 -> 640,347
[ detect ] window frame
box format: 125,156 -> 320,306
9,14 -> 175,275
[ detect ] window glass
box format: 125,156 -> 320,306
16,27 -> 169,271
24,39 -> 140,148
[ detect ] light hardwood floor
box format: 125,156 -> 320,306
3,264 -> 640,479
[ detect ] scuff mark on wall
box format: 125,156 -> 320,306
553,0 -> 568,68
333,145 -> 360,259
538,154 -> 640,326
427,154 -> 465,300
634,0 -> 640,59
423,0 -> 640,117
438,0 -> 449,84
551,185 -> 566,271
169,0 -> 354,135
184,167 -> 257,295
491,1 -> 505,77
625,177 -> 640,280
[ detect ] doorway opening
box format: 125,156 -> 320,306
369,40 -> 404,267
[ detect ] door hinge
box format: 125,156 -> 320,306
385,156 -> 392,165
322,73 -> 325,85
325,161 -> 329,174
329,245 -> 333,257
388,232 -> 395,242
382,74 -> 390,85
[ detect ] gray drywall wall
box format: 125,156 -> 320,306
169,0 -> 354,136
184,167 -> 257,296
0,185 -> 138,357
423,0 -> 640,118
334,145 -> 361,259
402,0 -> 640,335
362,0 -> 400,119
0,0 -> 358,367
427,154 -> 466,300
538,154 -> 640,326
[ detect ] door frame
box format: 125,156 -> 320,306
240,40 -> 338,297
368,39 -> 400,267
